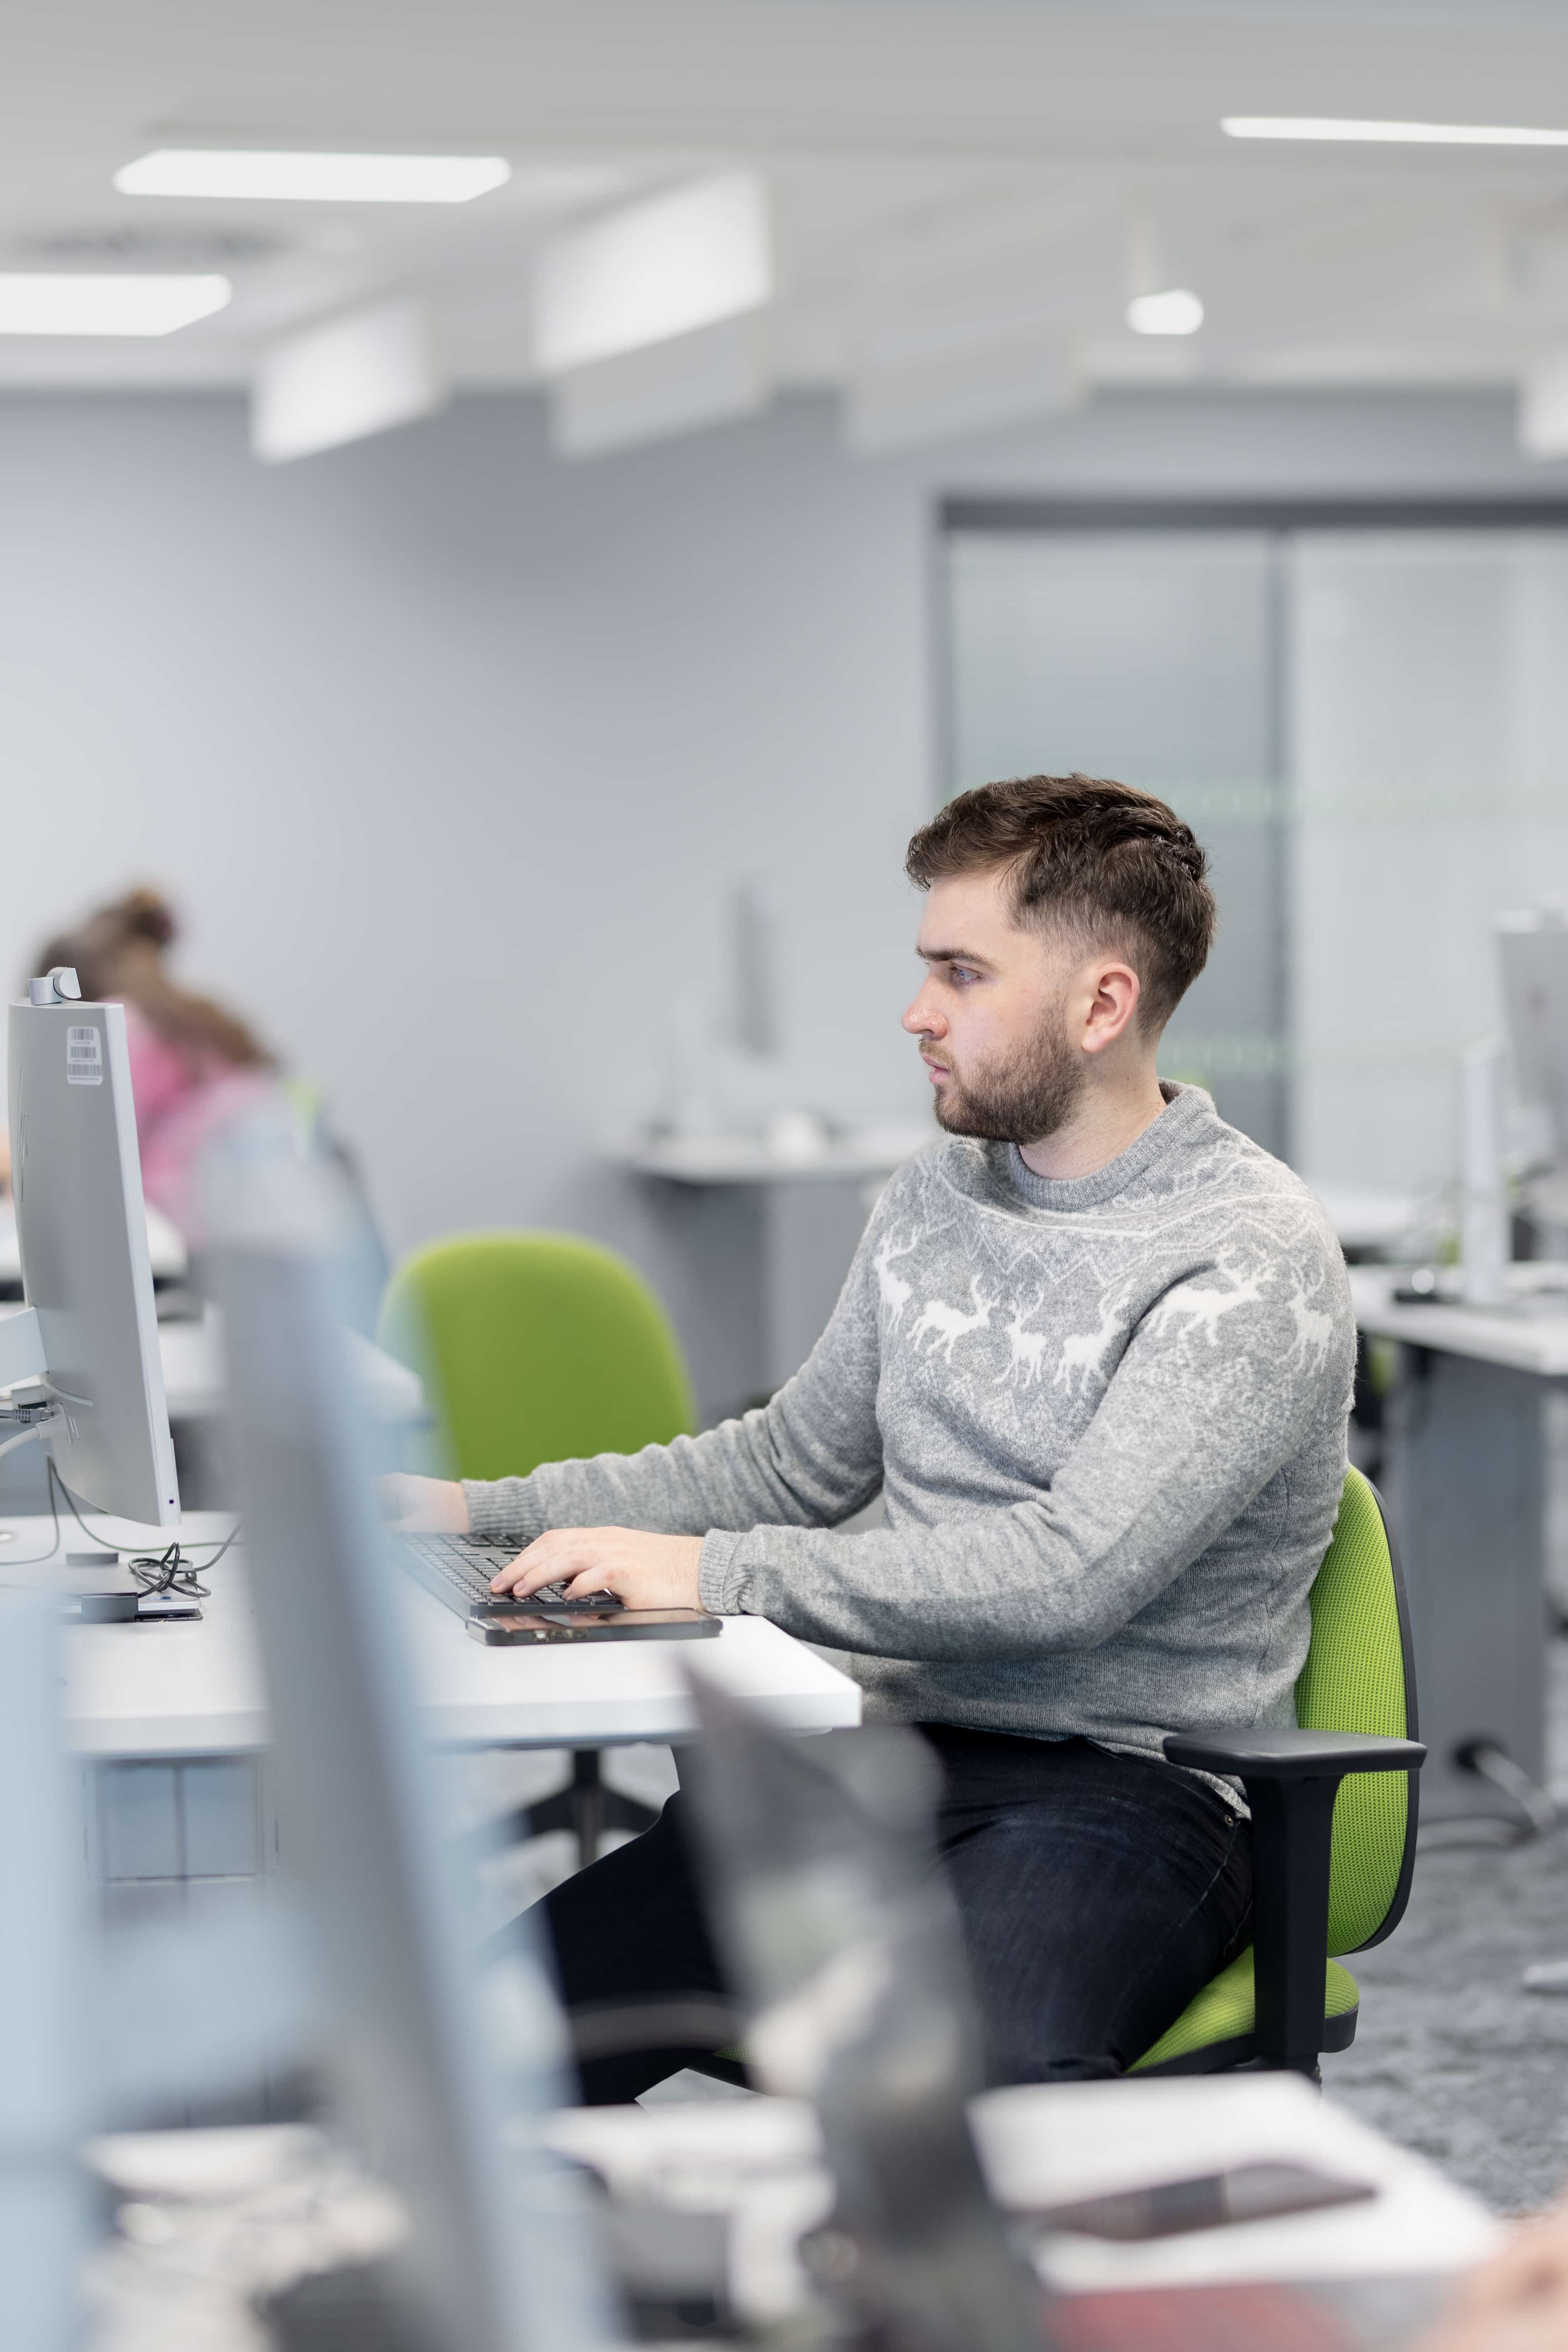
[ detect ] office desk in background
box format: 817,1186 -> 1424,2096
0,1193 -> 188,1296
628,1126 -> 929,1408
1351,1265 -> 1568,1824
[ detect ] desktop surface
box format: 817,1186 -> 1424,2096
19,1514 -> 861,1759
1350,1264 -> 1568,1376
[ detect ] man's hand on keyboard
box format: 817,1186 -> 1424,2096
488,1527 -> 706,1613
382,1475 -> 469,1535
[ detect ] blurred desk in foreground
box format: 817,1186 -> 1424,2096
83,2071 -> 1498,2349
554,2071 -> 1498,2343
1351,1265 -> 1568,1824
627,1126 -> 929,1408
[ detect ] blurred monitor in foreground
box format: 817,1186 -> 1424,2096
684,1678 -> 1043,2352
205,1131 -> 610,2352
6,972 -> 179,1526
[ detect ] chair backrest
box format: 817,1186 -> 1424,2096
378,1231 -> 697,1481
1294,1467 -> 1419,1957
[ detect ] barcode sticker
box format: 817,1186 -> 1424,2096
65,1026 -> 103,1086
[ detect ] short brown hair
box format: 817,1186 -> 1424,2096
905,774 -> 1214,1032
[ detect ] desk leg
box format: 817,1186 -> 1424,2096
1383,1348 -> 1550,1823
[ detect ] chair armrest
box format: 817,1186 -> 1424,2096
1162,1728 -> 1425,2075
1164,1727 -> 1425,1780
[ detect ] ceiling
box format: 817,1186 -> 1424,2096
9,0 -> 1568,439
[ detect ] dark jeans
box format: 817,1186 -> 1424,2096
541,1728 -> 1253,2105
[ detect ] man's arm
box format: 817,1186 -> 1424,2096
453,1213 -> 888,1550
687,1259 -> 1354,1659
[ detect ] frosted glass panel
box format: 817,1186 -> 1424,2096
946,531 -> 1285,1152
1290,533 -> 1568,1198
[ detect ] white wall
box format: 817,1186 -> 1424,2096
0,384 -> 1563,1407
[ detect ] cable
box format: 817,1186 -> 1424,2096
45,1458 -> 242,1598
0,1418 -> 52,1464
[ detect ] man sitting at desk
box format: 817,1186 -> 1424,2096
393,774 -> 1355,2100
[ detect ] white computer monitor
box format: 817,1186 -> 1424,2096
6,975 -> 180,1526
208,1149 -> 607,2352
1499,910 -> 1568,1164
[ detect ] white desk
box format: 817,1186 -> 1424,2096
628,1127 -> 930,1186
155,1306 -> 425,1428
628,1127 -> 930,1403
0,1196 -> 187,1291
1351,1263 -> 1568,1376
31,1514 -> 861,1761
85,2073 -> 1499,2350
551,2073 -> 1500,2332
1351,1266 -> 1568,1821
1311,1185 -> 1426,1261
0,1300 -> 425,1431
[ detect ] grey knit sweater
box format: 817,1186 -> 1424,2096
465,1086 -> 1355,1770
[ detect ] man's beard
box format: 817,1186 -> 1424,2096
929,1011 -> 1085,1146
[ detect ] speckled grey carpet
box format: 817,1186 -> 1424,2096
1322,1636 -> 1568,2214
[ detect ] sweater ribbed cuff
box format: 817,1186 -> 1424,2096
699,1529 -> 749,1615
462,1477 -> 548,1547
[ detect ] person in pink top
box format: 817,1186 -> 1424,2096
32,887 -> 279,1238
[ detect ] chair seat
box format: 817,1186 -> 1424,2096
1131,1949 -> 1361,2077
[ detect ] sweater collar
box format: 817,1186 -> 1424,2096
1001,1082 -> 1211,1213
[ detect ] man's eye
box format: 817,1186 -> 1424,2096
951,966 -> 980,986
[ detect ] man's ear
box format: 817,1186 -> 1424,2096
1082,959 -> 1142,1054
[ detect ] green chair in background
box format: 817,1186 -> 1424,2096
378,1230 -> 698,1869
1135,1466 -> 1425,2078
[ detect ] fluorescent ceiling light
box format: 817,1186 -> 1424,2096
534,174 -> 771,373
252,302 -> 445,463
115,151 -> 511,203
0,273 -> 230,336
1127,288 -> 1204,337
1222,117 -> 1568,147
552,317 -> 770,458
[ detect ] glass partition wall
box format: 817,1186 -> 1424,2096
942,505 -> 1568,1198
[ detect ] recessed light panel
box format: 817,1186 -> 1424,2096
252,303 -> 446,463
534,175 -> 772,373
114,152 -> 512,203
1222,117 -> 1568,147
1127,288 -> 1204,337
0,274 -> 231,336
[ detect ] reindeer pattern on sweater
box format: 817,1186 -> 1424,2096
467,1085 -> 1356,1775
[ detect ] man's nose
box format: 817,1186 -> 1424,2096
902,984 -> 946,1038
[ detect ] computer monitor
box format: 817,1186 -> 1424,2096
206,1141 -> 610,2352
1499,909 -> 1568,1162
6,973 -> 179,1526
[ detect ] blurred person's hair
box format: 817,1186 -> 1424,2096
905,774 -> 1215,1032
33,886 -> 276,1070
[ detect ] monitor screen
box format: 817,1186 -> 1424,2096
8,995 -> 179,1526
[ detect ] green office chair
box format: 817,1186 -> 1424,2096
689,1467 -> 1423,2097
378,1230 -> 698,1868
1134,1466 -> 1424,2078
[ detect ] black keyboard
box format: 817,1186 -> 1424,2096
399,1533 -> 559,1616
397,1533 -> 615,1619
